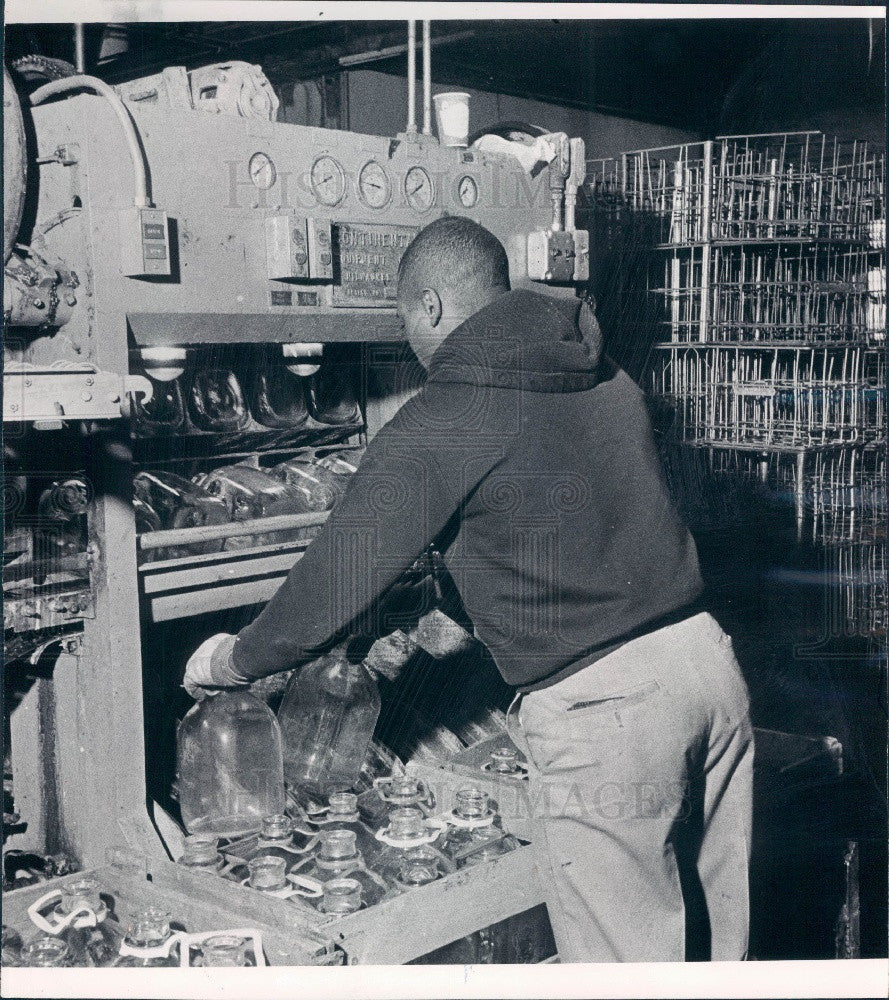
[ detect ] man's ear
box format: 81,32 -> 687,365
420,288 -> 443,328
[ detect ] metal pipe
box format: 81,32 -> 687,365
337,30 -> 473,67
139,510 -> 330,550
421,20 -> 432,135
406,20 -> 417,134
30,75 -> 150,208
74,24 -> 86,73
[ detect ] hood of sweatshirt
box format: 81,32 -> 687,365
425,289 -> 603,393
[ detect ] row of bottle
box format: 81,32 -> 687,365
135,449 -> 362,559
3,477 -> 90,570
177,781 -> 519,917
2,878 -> 266,967
133,351 -> 360,437
176,645 -> 507,842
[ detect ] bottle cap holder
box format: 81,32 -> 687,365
481,758 -> 529,779
28,888 -> 106,934
285,871 -> 325,898
441,808 -> 496,830
223,832 -> 318,866
310,799 -> 361,825
373,774 -> 433,809
118,932 -> 185,962
178,928 -> 266,968
374,815 -> 447,849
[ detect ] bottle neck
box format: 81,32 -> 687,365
126,910 -> 173,950
200,936 -> 250,967
23,936 -> 71,967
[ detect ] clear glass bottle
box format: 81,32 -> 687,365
319,877 -> 363,915
196,935 -> 253,967
489,746 -> 521,775
377,775 -> 433,815
187,366 -> 250,433
53,878 -> 124,967
247,351 -> 309,429
277,650 -> 381,795
441,786 -> 492,862
374,807 -> 454,892
132,377 -> 187,436
305,356 -> 361,425
1,925 -> 23,967
133,471 -> 229,558
323,791 -> 382,869
314,449 -> 364,476
177,690 -> 285,839
247,855 -> 288,893
291,829 -> 387,910
177,833 -> 225,874
440,787 -> 518,868
246,813 -> 314,865
114,908 -> 180,967
271,459 -> 344,511
20,935 -> 72,967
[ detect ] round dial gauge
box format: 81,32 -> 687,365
311,155 -> 346,206
249,152 -> 276,190
404,166 -> 435,212
358,160 -> 391,209
457,175 -> 479,208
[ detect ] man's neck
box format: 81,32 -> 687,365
440,286 -> 510,340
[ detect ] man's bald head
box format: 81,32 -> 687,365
396,217 -> 511,367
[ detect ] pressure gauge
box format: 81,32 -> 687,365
405,166 -> 435,213
358,160 -> 391,209
249,152 -> 276,190
458,175 -> 479,208
311,155 -> 346,206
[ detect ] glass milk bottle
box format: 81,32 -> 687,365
177,690 -> 285,839
277,650 -> 380,795
114,908 -> 180,967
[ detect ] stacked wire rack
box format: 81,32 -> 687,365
587,133 -> 886,638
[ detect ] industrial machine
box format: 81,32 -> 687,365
2,30 -> 589,966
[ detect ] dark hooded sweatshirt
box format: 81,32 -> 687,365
234,289 -> 703,691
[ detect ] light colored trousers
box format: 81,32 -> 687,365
506,612 -> 754,963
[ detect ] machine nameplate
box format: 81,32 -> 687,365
332,223 -> 418,307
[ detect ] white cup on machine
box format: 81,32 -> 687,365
433,92 -> 471,147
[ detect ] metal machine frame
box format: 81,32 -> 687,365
3,60 -> 589,962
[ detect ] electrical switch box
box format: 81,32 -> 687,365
527,229 -> 589,283
571,229 -> 590,282
266,215 -> 309,280
527,230 -> 576,283
307,217 -> 334,281
119,208 -> 171,277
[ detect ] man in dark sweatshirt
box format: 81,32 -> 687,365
184,216 -> 753,963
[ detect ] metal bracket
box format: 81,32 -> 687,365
3,368 -> 152,422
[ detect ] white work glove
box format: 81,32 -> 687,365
182,633 -> 252,700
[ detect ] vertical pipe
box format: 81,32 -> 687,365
795,450 -> 807,542
406,20 -> 417,134
421,20 -> 432,136
74,23 -> 86,73
699,140 -> 713,343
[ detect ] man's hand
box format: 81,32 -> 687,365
183,633 -> 252,700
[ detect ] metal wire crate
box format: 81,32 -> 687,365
615,133 -> 881,246
822,540 -> 888,639
653,345 -> 874,449
806,447 -> 887,547
647,243 -> 875,344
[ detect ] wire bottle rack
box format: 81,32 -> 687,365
585,133 -> 886,638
